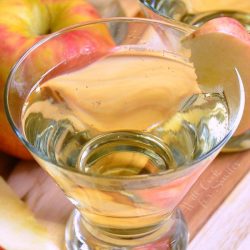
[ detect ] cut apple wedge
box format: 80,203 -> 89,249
34,52 -> 200,132
183,17 -> 250,136
0,177 -> 59,250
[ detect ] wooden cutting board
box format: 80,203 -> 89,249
181,150 -> 250,240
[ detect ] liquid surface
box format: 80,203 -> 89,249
22,52 -> 229,176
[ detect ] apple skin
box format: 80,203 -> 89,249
188,17 -> 250,43
0,0 -> 112,159
184,17 -> 250,137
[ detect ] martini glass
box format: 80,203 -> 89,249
139,0 -> 250,30
5,18 -> 244,250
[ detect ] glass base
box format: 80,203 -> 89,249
65,208 -> 188,250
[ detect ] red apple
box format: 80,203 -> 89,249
0,0 -> 113,159
183,17 -> 250,137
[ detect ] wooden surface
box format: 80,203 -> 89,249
189,172 -> 250,250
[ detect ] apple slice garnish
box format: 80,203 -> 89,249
183,17 -> 250,136
0,177 -> 59,250
34,52 -> 200,132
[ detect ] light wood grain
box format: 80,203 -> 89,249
189,173 -> 250,250
0,152 -> 17,179
181,150 -> 250,239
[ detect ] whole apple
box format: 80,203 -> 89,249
0,0 -> 112,159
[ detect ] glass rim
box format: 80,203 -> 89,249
4,17 -> 244,180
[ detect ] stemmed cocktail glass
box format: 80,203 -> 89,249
5,18 -> 244,250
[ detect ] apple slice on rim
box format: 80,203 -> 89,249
183,17 -> 250,141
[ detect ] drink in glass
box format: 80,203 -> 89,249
5,18 -> 244,250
